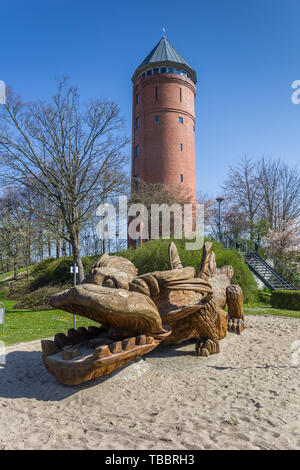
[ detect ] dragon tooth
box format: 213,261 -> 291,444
93,345 -> 111,359
136,335 -> 146,345
67,328 -> 82,344
109,341 -> 123,354
77,327 -> 90,341
41,340 -> 60,357
62,345 -> 81,361
87,326 -> 102,338
122,337 -> 136,350
54,333 -> 72,349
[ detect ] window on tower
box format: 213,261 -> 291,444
136,117 -> 140,128
180,174 -> 183,183
136,94 -> 140,104
178,117 -> 183,124
155,86 -> 158,101
154,116 -> 160,123
135,144 -> 139,157
180,143 -> 183,151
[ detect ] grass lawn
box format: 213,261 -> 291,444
0,291 -> 298,347
244,303 -> 300,318
0,291 -> 98,346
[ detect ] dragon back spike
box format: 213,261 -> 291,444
198,241 -> 217,279
169,241 -> 183,270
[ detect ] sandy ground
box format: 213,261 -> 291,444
0,315 -> 299,450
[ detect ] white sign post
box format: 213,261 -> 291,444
0,302 -> 5,334
70,264 -> 78,328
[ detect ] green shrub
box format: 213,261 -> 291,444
271,290 -> 300,311
31,255 -> 99,289
31,258 -> 55,278
14,284 -> 71,310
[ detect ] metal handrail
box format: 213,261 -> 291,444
261,248 -> 300,283
245,250 -> 295,288
226,237 -> 297,290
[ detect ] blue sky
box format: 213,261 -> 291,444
1,0 -> 300,196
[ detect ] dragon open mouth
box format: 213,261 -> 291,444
42,324 -> 171,386
42,277 -> 172,385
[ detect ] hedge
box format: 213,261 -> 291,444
271,290 -> 300,311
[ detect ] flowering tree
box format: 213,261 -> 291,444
264,220 -> 300,270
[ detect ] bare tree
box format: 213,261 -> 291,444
222,156 -> 264,241
0,79 -> 129,281
196,192 -> 215,229
0,186 -> 39,279
258,157 -> 300,230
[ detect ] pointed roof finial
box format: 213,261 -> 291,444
162,27 -> 166,38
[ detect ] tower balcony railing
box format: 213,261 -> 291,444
138,67 -> 192,81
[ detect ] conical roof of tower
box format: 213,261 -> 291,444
132,37 -> 197,84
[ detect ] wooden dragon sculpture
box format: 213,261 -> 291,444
42,242 -> 245,385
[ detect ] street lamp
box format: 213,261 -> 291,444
216,197 -> 224,243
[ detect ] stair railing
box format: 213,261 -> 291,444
225,237 -> 298,290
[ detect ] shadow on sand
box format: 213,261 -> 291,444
0,342 -> 195,402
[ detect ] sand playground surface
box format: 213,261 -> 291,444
0,315 -> 299,450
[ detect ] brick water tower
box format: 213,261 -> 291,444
131,35 -> 197,204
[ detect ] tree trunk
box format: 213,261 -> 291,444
249,215 -> 255,242
47,234 -> 51,257
13,260 -> 18,280
70,229 -> 84,283
61,238 -> 67,257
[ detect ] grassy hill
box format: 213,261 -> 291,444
0,238 -> 258,309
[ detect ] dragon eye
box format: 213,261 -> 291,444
103,277 -> 117,288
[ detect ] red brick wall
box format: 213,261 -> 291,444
131,73 -> 196,203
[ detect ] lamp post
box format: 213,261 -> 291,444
216,197 -> 224,243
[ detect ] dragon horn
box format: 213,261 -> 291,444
169,241 -> 183,270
